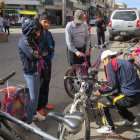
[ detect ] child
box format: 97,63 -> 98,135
37,12 -> 55,116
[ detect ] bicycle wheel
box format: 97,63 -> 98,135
64,64 -> 88,99
133,62 -> 140,78
7,88 -> 30,120
58,103 -> 90,140
123,53 -> 130,60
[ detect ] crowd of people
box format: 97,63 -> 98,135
18,9 -> 140,135
0,14 -> 10,35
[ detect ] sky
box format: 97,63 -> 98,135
115,0 -> 140,10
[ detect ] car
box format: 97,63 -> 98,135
109,8 -> 140,41
89,16 -> 97,26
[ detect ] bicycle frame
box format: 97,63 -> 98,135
0,110 -> 58,140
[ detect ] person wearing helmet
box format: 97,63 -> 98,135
96,50 -> 140,134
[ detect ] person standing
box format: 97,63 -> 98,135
37,12 -> 55,116
18,20 -> 46,129
0,14 -> 4,33
96,16 -> 106,48
4,17 -> 10,35
65,10 -> 90,66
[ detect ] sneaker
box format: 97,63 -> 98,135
30,122 -> 41,130
38,109 -> 45,116
97,126 -> 115,134
33,112 -> 46,121
44,104 -> 54,110
123,119 -> 139,126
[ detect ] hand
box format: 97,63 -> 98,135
76,51 -> 83,57
85,50 -> 90,56
102,24 -> 105,28
33,50 -> 39,55
96,90 -> 101,97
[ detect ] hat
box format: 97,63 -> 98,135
74,10 -> 84,24
101,50 -> 118,60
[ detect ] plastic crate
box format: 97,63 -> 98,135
0,33 -> 8,42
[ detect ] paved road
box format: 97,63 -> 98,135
0,27 -> 140,140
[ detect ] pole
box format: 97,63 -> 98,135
62,0 -> 66,27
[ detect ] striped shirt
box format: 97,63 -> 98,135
65,21 -> 90,54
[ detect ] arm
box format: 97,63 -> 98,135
85,25 -> 90,51
65,24 -> 78,54
99,63 -> 118,94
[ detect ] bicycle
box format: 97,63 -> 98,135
121,37 -> 140,77
61,70 -> 110,140
64,42 -> 114,99
0,72 -> 30,120
0,72 -> 86,140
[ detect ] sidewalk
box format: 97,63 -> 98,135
89,42 -> 140,140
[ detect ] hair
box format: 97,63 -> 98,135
108,55 -> 116,59
30,20 -> 42,38
40,12 -> 51,21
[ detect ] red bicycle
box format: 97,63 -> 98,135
0,71 -> 30,120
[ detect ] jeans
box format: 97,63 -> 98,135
24,72 -> 41,124
0,25 -> 4,33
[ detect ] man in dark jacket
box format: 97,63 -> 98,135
96,50 -> 140,134
37,12 -> 55,116
96,16 -> 106,48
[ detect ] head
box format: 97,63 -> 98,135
22,20 -> 42,39
73,10 -> 84,26
97,16 -> 102,21
101,50 -> 117,67
40,12 -> 51,30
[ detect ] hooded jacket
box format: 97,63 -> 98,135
99,58 -> 140,96
18,20 -> 42,74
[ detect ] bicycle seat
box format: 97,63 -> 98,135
48,112 -> 85,133
0,86 -> 16,94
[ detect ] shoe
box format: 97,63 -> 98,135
29,122 -> 41,130
44,104 -> 54,110
97,126 -> 115,134
123,119 -> 138,126
38,109 -> 45,116
33,112 -> 46,121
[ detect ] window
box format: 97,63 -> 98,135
113,11 -> 137,21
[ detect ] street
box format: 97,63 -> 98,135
0,26 -> 140,140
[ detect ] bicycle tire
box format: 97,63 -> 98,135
7,88 -> 30,121
123,53 -> 129,60
64,64 -> 88,99
58,103 -> 90,140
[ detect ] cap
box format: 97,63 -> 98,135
101,50 -> 118,60
74,10 -> 84,24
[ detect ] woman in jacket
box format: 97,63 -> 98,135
18,20 -> 47,130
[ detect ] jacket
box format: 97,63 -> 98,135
99,58 -> 140,96
38,29 -> 55,61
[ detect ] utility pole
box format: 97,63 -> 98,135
62,0 -> 66,27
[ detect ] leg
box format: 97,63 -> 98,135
101,31 -> 105,44
7,26 -> 10,35
38,61 -> 52,110
24,73 -> 40,124
97,32 -> 101,45
97,96 -> 115,130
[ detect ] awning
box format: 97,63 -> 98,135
19,10 -> 37,15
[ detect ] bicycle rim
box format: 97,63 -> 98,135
7,88 -> 30,120
58,104 -> 90,140
64,64 -> 88,99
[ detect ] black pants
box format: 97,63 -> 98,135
37,60 -> 52,110
67,47 -> 91,66
97,31 -> 105,45
5,26 -> 10,35
97,93 -> 140,130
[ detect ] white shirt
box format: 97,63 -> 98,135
0,17 -> 4,26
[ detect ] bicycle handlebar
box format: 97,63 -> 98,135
0,71 -> 16,85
